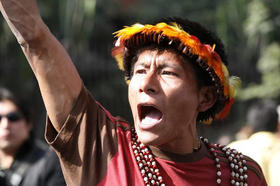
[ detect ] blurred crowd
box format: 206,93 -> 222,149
227,100 -> 280,186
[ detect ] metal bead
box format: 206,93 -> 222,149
182,47 -> 188,54
168,40 -> 173,45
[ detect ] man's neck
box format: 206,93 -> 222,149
156,136 -> 199,155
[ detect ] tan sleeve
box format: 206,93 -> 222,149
45,85 -> 118,186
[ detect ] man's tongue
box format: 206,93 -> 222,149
141,109 -> 162,125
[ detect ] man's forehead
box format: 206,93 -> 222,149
135,49 -> 185,66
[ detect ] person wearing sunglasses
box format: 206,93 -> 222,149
0,87 -> 66,186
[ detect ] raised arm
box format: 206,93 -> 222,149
0,0 -> 82,130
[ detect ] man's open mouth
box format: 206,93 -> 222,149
138,105 -> 163,125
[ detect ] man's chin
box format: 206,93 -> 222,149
136,131 -> 161,146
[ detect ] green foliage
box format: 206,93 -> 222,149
238,0 -> 280,101
239,43 -> 280,99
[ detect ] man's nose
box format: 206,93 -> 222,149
139,71 -> 159,94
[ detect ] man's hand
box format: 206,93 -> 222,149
0,0 -> 83,131
0,0 -> 44,46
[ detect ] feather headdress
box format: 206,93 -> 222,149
112,22 -> 241,124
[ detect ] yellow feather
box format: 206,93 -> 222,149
115,54 -> 124,70
229,76 -> 242,97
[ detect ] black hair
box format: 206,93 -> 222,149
247,100 -> 278,133
158,17 -> 228,65
0,87 -> 32,124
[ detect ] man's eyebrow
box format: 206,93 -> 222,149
160,63 -> 179,68
134,55 -> 182,69
134,60 -> 150,68
157,60 -> 182,70
134,61 -> 146,66
134,62 -> 178,69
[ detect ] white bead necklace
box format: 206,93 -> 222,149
131,128 -> 165,186
131,128 -> 248,186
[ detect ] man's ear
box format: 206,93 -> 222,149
197,86 -> 217,112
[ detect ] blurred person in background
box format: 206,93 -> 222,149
228,100 -> 280,186
0,87 -> 66,186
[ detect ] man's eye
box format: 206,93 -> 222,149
135,69 -> 146,74
162,71 -> 177,76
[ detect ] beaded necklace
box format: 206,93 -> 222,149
131,128 -> 248,186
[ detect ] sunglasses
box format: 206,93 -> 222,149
0,112 -> 24,122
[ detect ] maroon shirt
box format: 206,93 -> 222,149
45,86 -> 267,186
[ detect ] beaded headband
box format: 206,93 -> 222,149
112,22 -> 240,123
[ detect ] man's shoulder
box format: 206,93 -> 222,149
210,142 -> 266,184
115,116 -> 132,131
